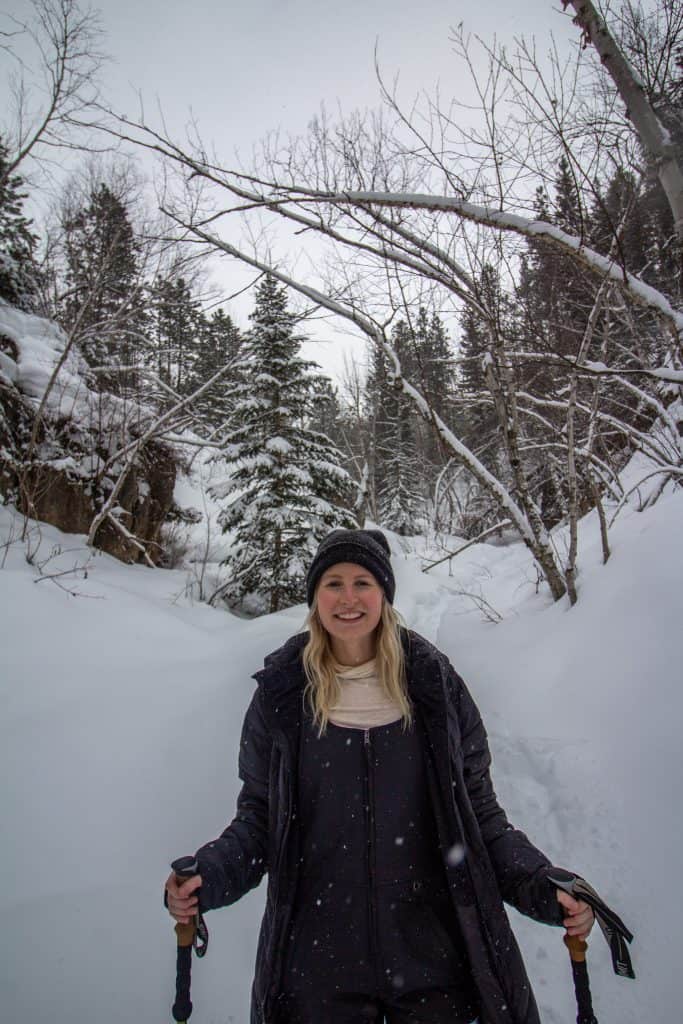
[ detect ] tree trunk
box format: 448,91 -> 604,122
484,331 -> 568,602
567,0 -> 683,243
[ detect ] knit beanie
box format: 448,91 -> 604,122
306,529 -> 395,606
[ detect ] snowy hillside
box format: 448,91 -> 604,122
1,487 -> 681,1023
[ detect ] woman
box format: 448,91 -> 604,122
165,529 -> 594,1024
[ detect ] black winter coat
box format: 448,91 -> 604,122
195,630 -> 565,1024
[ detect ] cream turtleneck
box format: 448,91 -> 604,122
328,658 -> 403,729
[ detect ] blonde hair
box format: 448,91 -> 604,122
302,597 -> 412,735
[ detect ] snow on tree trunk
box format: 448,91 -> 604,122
567,0 -> 683,244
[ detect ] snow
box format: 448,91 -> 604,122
653,366 -> 683,383
319,191 -> 683,335
0,304 -> 88,416
264,436 -> 293,455
1,480 -> 682,1022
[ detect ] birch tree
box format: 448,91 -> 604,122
565,0 -> 683,241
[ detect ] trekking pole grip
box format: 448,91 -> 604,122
564,934 -> 599,1024
564,934 -> 588,962
172,856 -> 199,949
170,856 -> 201,1024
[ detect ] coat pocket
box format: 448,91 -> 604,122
395,881 -> 466,969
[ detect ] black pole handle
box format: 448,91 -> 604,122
172,856 -> 200,880
170,857 -> 200,1024
565,934 -> 598,1024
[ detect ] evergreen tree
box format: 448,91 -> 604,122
188,307 -> 244,430
151,274 -> 203,396
366,320 -> 423,534
518,162 -> 595,370
514,164 -> 607,524
457,265 -> 503,473
61,182 -> 146,382
307,376 -> 343,440
376,418 -> 423,535
216,276 -> 355,613
453,265 -> 518,534
410,307 -> 458,467
365,309 -> 458,533
588,168 -> 675,452
0,137 -> 38,311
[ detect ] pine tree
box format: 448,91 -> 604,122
366,320 -> 424,534
151,275 -> 203,396
410,307 -> 458,467
457,265 -> 502,473
307,376 -> 343,440
61,182 -> 146,383
518,161 -> 596,370
453,265 -> 518,534
514,164 -> 614,524
364,310 -> 458,533
216,276 -> 355,613
188,308 -> 244,431
0,137 -> 38,310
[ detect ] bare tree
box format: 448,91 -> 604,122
1,0 -> 105,183
88,1 -> 682,602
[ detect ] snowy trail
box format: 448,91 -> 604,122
2,490 -> 682,1022
428,492 -> 683,1022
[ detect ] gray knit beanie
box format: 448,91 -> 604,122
306,529 -> 395,606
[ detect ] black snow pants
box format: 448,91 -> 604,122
278,716 -> 480,1023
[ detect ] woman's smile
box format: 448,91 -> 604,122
315,562 -> 384,662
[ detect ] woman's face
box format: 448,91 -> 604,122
315,562 -> 383,655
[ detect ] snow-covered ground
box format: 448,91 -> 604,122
1,483 -> 681,1023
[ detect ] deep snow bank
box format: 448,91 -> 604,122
1,487 -> 681,1022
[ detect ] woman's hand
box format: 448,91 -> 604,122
165,872 -> 202,925
556,888 -> 595,941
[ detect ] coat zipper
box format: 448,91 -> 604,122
263,738 -> 294,1023
364,728 -> 378,987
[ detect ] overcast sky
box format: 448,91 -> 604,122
9,0 -> 579,381
100,0 -> 572,144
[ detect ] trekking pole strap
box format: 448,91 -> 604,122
548,873 -> 635,979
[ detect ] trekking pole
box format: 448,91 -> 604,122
170,856 -> 209,1024
549,872 -> 635,1024
564,934 -> 598,1024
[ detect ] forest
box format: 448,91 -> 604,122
1,0 -> 681,614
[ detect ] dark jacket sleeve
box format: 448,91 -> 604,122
451,665 -> 565,927
193,688 -> 272,913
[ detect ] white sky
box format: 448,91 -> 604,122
7,0 -> 579,383
101,0 -> 572,143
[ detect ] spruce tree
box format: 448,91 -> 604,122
188,308 -> 244,431
457,265 -> 503,472
518,161 -> 595,370
364,310 -> 458,533
216,276 -> 355,613
307,376 -> 343,440
410,307 -> 458,467
61,182 -> 146,383
0,137 -> 38,311
366,320 -> 424,534
151,274 -> 203,396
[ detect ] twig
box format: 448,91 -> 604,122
422,520 -> 511,572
